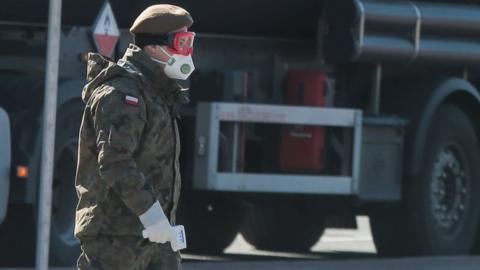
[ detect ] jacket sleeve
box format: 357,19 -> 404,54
91,88 -> 155,216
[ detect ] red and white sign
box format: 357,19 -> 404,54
92,1 -> 120,57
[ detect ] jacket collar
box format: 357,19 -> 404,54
120,44 -> 182,101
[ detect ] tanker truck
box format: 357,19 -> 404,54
2,0 -> 480,266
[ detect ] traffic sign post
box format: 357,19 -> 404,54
36,0 -> 62,269
93,1 -> 120,57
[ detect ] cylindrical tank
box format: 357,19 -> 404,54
324,0 -> 480,66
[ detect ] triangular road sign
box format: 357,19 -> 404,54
92,1 -> 120,57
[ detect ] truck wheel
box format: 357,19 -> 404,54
370,105 -> 480,256
48,101 -> 83,265
177,193 -> 243,254
240,202 -> 326,251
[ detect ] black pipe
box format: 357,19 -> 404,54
325,0 -> 417,29
419,3 -> 480,35
419,38 -> 480,66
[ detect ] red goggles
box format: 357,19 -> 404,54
159,31 -> 195,56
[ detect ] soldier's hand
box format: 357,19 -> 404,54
139,201 -> 173,243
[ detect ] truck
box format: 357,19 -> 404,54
2,0 -> 480,266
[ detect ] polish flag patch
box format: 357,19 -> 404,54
125,95 -> 139,106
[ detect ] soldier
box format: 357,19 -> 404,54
74,4 -> 194,270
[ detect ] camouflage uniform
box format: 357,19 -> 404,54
75,44 -> 186,270
77,236 -> 181,270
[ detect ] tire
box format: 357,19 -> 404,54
240,202 -> 326,251
48,101 -> 83,265
177,193 -> 243,254
370,104 -> 480,256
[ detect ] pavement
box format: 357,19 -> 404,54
3,257 -> 480,270
182,257 -> 480,270
3,216 -> 480,269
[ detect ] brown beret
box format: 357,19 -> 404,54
130,4 -> 193,34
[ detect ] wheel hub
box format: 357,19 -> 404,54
431,147 -> 468,233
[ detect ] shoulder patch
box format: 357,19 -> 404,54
124,94 -> 139,106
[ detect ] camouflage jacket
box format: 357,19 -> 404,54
74,44 -> 185,238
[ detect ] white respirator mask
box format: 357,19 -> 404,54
151,47 -> 195,80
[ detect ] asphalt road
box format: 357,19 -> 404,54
4,217 -> 480,269
183,257 -> 480,270
4,257 -> 480,270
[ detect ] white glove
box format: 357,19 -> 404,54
143,225 -> 187,251
139,201 -> 174,244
